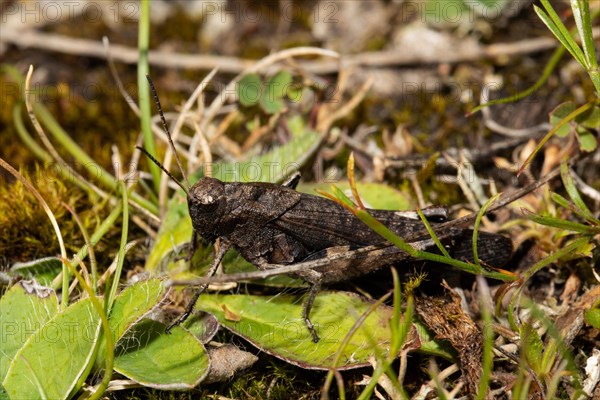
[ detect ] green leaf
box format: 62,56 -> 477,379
550,102 -> 576,137
198,291 -> 397,369
412,320 -> 456,360
238,73 -> 262,107
260,70 -> 294,112
535,1 -> 587,67
259,95 -> 284,114
10,257 -> 63,286
417,208 -> 450,258
571,0 -> 597,69
473,193 -> 502,266
584,308 -> 600,329
199,291 -> 455,366
520,237 -> 590,281
0,385 -> 8,400
550,192 -> 574,210
3,298 -> 101,399
576,127 -> 597,152
0,281 -> 58,382
109,279 -> 165,340
526,212 -> 597,234
331,185 -> 356,208
550,192 -> 599,226
561,162 -> 595,220
287,83 -> 305,104
551,102 -> 600,152
220,251 -> 305,287
95,278 -> 167,369
576,105 -> 600,129
144,193 -> 191,273
114,319 -> 209,389
267,70 -> 293,99
521,324 -> 544,372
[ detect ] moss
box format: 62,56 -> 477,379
0,166 -> 108,265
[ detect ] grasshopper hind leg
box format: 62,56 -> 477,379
301,271 -> 323,343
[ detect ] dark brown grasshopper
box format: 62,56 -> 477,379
139,76 -> 513,342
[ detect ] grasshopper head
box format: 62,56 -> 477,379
188,177 -> 226,241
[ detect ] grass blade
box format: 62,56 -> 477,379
571,0 -> 597,69
536,1 -> 587,66
473,194 -> 502,267
416,208 -> 450,258
560,162 -> 595,220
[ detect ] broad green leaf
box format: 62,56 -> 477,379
260,71 -> 293,114
95,278 -> 167,369
107,279 -> 165,340
220,251 -> 305,287
259,96 -> 284,114
199,292 -> 405,370
553,103 -> 597,157
576,128 -> 597,152
3,298 -> 101,399
267,70 -> 293,100
238,73 -> 262,106
114,319 -> 209,389
576,105 -> 600,129
550,101 -> 576,137
144,193 -> 190,272
0,281 -> 58,382
10,257 -> 63,286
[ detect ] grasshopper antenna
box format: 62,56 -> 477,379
142,74 -> 192,193
136,145 -> 189,195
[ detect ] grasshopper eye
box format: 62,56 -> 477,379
189,177 -> 224,212
199,193 -> 216,205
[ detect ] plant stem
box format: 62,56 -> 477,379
106,182 -> 129,314
138,0 -> 160,193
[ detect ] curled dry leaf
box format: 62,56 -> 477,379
203,344 -> 258,384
